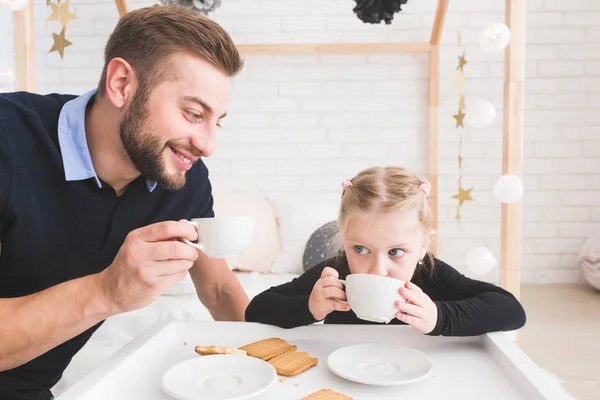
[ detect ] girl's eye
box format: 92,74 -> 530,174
389,248 -> 405,257
354,245 -> 369,255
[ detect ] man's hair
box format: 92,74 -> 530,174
97,5 -> 243,97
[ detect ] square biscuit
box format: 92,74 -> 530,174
268,350 -> 318,377
238,338 -> 296,361
301,389 -> 354,400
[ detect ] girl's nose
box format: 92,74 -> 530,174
371,255 -> 388,277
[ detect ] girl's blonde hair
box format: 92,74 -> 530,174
335,166 -> 435,268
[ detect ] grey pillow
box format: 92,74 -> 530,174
302,220 -> 339,271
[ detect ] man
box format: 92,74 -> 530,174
0,5 -> 249,399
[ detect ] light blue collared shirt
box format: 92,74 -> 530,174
57,89 -> 157,192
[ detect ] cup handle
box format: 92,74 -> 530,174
180,221 -> 207,252
180,237 -> 207,252
334,279 -> 348,305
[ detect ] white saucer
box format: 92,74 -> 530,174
161,355 -> 277,400
327,343 -> 433,386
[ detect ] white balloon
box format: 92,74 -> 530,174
466,247 -> 496,275
494,174 -> 524,204
479,22 -> 511,53
0,0 -> 28,11
465,99 -> 496,128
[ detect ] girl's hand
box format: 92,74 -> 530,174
308,267 -> 351,321
396,282 -> 438,334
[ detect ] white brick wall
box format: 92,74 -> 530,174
0,11 -> 14,91
1,0 -> 599,283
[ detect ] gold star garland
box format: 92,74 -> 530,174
452,31 -> 474,221
47,0 -> 78,59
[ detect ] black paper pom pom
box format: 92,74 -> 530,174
353,0 -> 409,25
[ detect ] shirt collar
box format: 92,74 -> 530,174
57,88 -> 157,192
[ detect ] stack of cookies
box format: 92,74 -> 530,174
194,337 -> 318,377
239,338 -> 319,377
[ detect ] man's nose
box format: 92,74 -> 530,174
190,127 -> 216,158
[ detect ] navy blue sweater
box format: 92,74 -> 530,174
0,92 -> 214,399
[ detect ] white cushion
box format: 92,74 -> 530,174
212,184 -> 281,273
268,194 -> 340,274
578,232 -> 600,290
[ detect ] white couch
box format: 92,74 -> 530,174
52,185 -> 341,396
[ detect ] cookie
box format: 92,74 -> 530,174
268,350 -> 318,377
301,389 -> 354,400
239,338 -> 296,361
194,345 -> 247,356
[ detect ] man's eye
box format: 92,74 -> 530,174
187,111 -> 203,121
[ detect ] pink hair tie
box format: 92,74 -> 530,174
342,179 -> 353,191
419,180 -> 431,198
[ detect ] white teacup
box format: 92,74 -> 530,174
341,274 -> 405,324
181,216 -> 255,258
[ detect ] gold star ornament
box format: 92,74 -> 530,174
452,185 -> 473,207
49,27 -> 72,59
47,0 -> 78,27
453,108 -> 466,129
457,51 -> 467,72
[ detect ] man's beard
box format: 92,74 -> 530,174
119,89 -> 186,191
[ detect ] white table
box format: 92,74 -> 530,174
56,320 -> 573,400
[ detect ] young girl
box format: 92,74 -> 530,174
245,166 -> 526,336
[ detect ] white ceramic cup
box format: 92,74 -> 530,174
340,274 -> 405,324
181,216 -> 255,258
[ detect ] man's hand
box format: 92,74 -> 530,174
308,267 -> 351,321
98,220 -> 199,314
0,220 -> 202,372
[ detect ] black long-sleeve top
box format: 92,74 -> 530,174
245,255 -> 526,336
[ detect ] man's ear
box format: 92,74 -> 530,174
103,57 -> 137,110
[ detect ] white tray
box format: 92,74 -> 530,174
56,320 -> 572,400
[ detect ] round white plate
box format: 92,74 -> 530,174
161,355 -> 277,400
327,343 -> 433,386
